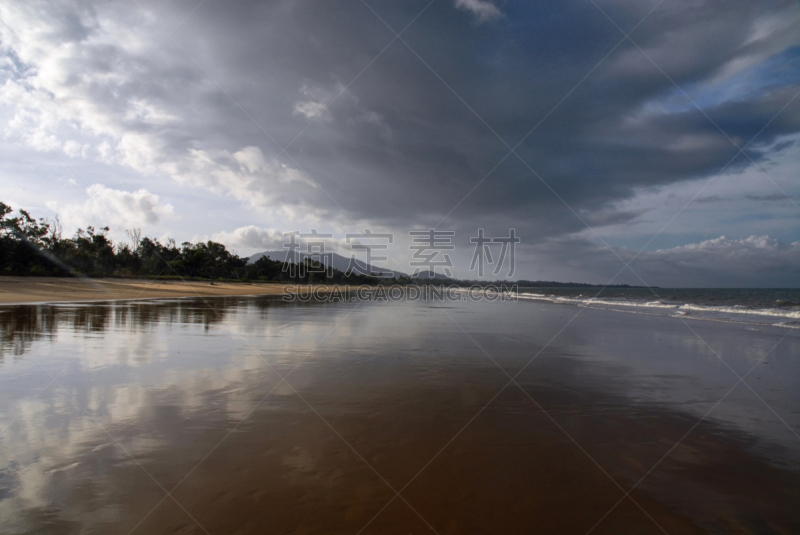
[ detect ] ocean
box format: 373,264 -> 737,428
515,287 -> 800,328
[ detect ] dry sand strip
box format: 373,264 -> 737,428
0,276 -> 357,305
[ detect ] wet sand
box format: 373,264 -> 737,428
0,296 -> 798,533
0,276 -> 355,305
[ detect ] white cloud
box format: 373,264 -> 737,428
291,82 -> 390,139
48,184 -> 175,231
208,225 -> 356,257
535,234 -> 800,287
0,5 -> 382,229
97,140 -> 114,164
62,140 -> 85,158
292,83 -> 335,120
210,225 -> 286,253
0,2 -> 321,216
649,235 -> 800,271
232,146 -> 266,174
626,235 -> 800,286
123,99 -> 178,125
161,145 -> 317,205
454,0 -> 501,21
293,100 -> 328,120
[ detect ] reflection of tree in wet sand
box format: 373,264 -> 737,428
0,296 -> 283,360
66,304 -> 113,334
0,305 -> 59,359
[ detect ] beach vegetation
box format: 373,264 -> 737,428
0,202 -> 379,284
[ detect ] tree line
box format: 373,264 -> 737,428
0,202 -> 379,284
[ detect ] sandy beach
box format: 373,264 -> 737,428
0,276 -> 354,305
1,295 -> 798,533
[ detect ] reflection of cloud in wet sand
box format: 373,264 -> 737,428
0,297 -> 798,533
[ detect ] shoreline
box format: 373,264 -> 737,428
1,278 -> 797,333
0,276 -> 366,306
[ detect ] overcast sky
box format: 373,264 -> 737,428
1,0 -> 799,286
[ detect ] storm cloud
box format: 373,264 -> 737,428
1,0 -> 799,285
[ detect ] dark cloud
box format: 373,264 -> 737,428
746,193 -> 796,202
163,0 -> 800,233
1,0 -> 799,284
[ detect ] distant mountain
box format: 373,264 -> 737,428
411,270 -> 454,281
515,280 -> 646,288
249,250 -> 408,279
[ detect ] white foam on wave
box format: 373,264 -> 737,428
517,294 -> 678,310
514,291 -> 800,325
677,303 -> 800,320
